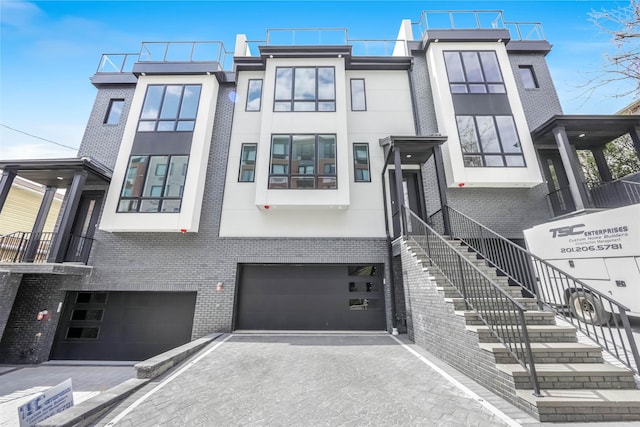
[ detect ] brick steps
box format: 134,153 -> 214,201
496,363 -> 637,389
445,297 -> 539,311
436,285 -> 523,299
478,342 -> 604,364
467,324 -> 579,343
456,310 -> 556,325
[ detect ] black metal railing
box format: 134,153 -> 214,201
547,186 -> 575,216
445,206 -> 640,374
403,206 -> 542,395
0,232 -> 94,265
586,179 -> 640,208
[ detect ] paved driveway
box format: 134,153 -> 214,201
96,334 -> 525,427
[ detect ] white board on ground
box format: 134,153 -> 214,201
17,379 -> 74,427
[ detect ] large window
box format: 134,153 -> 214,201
269,134 -> 337,189
443,51 -> 505,94
138,85 -> 202,132
118,155 -> 189,212
104,99 -> 124,125
246,80 -> 263,111
274,67 -> 335,112
353,143 -> 370,182
238,143 -> 257,182
350,79 -> 366,111
455,115 -> 525,167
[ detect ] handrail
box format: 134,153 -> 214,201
586,179 -> 640,208
445,205 -> 640,374
402,205 -> 542,396
0,231 -> 94,265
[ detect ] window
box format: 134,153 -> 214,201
350,79 -> 366,111
138,85 -> 201,132
238,144 -> 257,182
118,155 -> 189,212
455,115 -> 525,167
443,51 -> 505,93
246,79 -> 263,111
353,143 -> 370,182
104,99 -> 125,125
274,67 -> 335,112
269,134 -> 337,189
518,65 -> 539,89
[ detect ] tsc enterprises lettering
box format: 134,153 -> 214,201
18,379 -> 74,427
549,223 -> 629,254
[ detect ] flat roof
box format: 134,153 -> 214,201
531,115 -> 640,148
0,157 -> 112,187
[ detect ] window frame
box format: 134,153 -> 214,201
443,51 -> 506,94
104,99 -> 125,125
268,134 -> 338,189
350,79 -> 367,111
238,143 -> 257,182
518,65 -> 539,89
246,79 -> 263,112
117,154 -> 190,213
353,143 -> 371,182
137,84 -> 202,132
455,115 -> 526,168
273,67 -> 336,112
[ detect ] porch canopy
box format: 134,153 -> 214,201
0,157 -> 112,263
530,115 -> 640,211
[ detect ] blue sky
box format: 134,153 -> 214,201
0,0 -> 637,159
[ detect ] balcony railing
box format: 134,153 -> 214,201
0,232 -> 94,265
586,179 -> 640,209
547,186 -> 576,217
96,53 -> 139,74
415,10 -> 545,41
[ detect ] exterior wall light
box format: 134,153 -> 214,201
216,282 -> 224,292
180,229 -> 187,233
458,183 -> 465,187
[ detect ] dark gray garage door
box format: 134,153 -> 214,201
236,264 -> 385,330
50,291 -> 196,361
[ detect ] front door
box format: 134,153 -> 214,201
65,192 -> 103,262
389,170 -> 425,238
539,151 -> 575,216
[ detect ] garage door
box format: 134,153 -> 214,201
50,291 -> 196,361
236,264 -> 385,330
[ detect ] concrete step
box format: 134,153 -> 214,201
496,363 -> 637,390
515,389 -> 640,422
445,297 -> 539,311
436,285 -> 524,299
478,342 -> 604,364
467,324 -> 578,343
456,310 -> 557,326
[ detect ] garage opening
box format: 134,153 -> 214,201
236,264 -> 385,330
50,291 -> 196,361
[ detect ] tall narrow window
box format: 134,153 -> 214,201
246,80 -> 263,111
353,143 -> 370,182
274,67 -> 336,112
443,51 -> 505,93
138,84 -> 201,131
350,79 -> 366,111
239,144 -> 257,182
104,99 -> 124,125
455,115 -> 525,167
269,134 -> 337,189
518,65 -> 539,89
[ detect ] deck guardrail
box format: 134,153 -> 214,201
444,206 -> 640,374
403,205 -> 542,395
0,231 -> 94,265
587,179 -> 640,208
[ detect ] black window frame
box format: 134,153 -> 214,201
443,50 -> 506,94
238,143 -> 257,182
246,79 -> 263,112
268,134 -> 338,189
350,79 -> 367,111
518,65 -> 539,89
137,84 -> 202,132
117,154 -> 190,213
353,143 -> 371,182
455,115 -> 526,168
104,99 -> 125,125
273,67 -> 336,112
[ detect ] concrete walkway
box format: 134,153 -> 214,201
95,333 -> 536,427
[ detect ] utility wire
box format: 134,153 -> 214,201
1,123 -> 78,151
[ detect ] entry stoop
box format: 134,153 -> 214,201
401,238 -> 640,422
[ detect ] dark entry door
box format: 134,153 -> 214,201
51,291 -> 196,361
65,192 -> 103,262
236,264 -> 385,330
539,152 -> 575,216
389,170 -> 424,238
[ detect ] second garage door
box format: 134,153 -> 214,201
236,264 -> 385,330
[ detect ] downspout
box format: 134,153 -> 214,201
381,146 -> 398,335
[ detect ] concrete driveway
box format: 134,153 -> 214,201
94,333 -> 533,427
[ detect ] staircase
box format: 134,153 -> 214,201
402,238 -> 640,422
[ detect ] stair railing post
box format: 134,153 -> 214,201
619,310 -> 640,374
457,256 -> 468,302
517,309 -> 542,397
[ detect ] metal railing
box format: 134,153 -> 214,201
415,10 -> 545,41
587,179 -> 640,208
445,206 -> 640,374
547,186 -> 575,217
139,41 -> 232,70
0,232 -> 94,265
403,206 -> 542,395
96,53 -> 139,74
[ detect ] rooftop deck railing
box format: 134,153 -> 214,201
415,10 -> 545,41
96,53 -> 139,74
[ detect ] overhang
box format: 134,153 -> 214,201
380,135 -> 448,164
531,115 -> 640,149
0,157 -> 112,187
